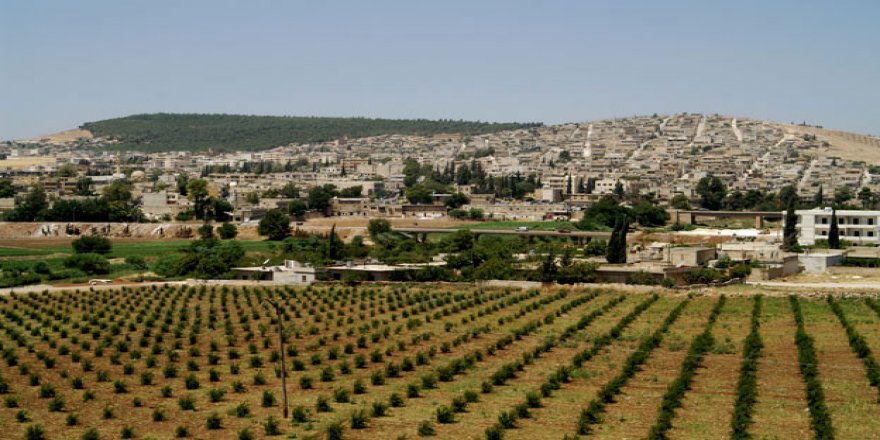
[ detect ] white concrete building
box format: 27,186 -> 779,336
794,208 -> 880,245
232,260 -> 316,285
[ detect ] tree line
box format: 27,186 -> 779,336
81,113 -> 542,152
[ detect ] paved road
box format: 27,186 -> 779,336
746,281 -> 880,290
0,281 -> 188,296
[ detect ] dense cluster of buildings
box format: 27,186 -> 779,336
2,113 -> 878,222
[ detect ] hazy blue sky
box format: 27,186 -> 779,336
2,0 -> 878,139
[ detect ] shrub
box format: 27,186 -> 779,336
351,409 -> 368,429
184,374 -> 199,390
218,222 -> 238,239
63,253 -> 110,275
175,426 -> 189,438
436,405 -> 454,424
371,401 -> 388,417
125,256 -> 147,270
730,264 -> 752,279
237,428 -> 254,440
81,428 -> 100,440
315,395 -> 331,412
207,388 -> 225,403
325,422 -> 344,440
25,424 -> 46,440
72,236 -> 112,254
206,412 -> 222,430
178,395 -> 196,410
261,390 -> 276,407
291,405 -> 309,423
152,408 -> 165,422
121,426 -> 134,439
418,421 -> 436,436
264,415 -> 282,436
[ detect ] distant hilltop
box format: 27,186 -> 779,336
67,113 -> 542,153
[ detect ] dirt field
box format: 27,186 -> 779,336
1,286 -> 879,440
0,157 -> 56,170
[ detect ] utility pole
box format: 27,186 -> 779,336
263,297 -> 288,418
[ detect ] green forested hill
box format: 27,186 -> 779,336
80,113 -> 541,152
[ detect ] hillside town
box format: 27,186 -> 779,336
2,113 -> 880,224
1,113 -> 880,291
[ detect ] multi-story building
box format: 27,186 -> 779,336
794,208 -> 880,245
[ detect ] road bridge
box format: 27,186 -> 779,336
392,227 -> 611,244
673,210 -> 783,228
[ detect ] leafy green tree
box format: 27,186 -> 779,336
198,223 -> 215,240
631,201 -> 669,227
605,216 -> 629,264
577,195 -> 629,229
308,184 -> 337,213
584,239 -> 607,257
540,251 -> 558,283
338,186 -> 363,198
828,209 -> 840,249
258,210 -> 291,241
217,222 -> 238,239
403,159 -> 422,187
777,185 -> 798,208
443,229 -> 475,252
64,253 -> 110,275
74,177 -> 94,196
57,165 -> 77,177
0,179 -> 14,198
186,179 -> 210,219
11,185 -> 49,221
448,209 -> 468,219
834,187 -> 853,206
406,185 -> 433,204
367,219 -> 391,239
445,193 -> 470,209
671,194 -> 691,210
468,208 -> 484,220
472,258 -> 513,280
279,183 -> 300,198
613,181 -> 625,199
72,236 -> 112,254
286,200 -> 308,218
557,262 -> 599,284
695,176 -> 726,210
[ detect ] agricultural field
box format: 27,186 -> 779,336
1,285 -> 880,440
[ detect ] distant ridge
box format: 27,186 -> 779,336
79,113 -> 542,152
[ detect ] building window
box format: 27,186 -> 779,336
869,231 -> 875,237
821,217 -> 828,224
853,218 -> 860,225
870,218 -> 875,226
821,230 -> 827,236
854,231 -> 860,237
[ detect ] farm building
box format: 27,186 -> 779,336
231,260 -> 316,285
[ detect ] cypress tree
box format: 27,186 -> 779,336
606,216 -> 628,264
814,186 -> 824,207
828,208 -> 840,249
783,199 -> 799,251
